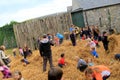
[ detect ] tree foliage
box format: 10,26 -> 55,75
0,21 -> 18,48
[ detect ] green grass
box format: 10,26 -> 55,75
5,48 -> 20,57
5,48 -> 13,55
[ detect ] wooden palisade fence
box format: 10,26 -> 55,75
13,12 -> 72,50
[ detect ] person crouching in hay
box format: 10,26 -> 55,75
85,65 -> 111,80
75,56 -> 88,72
58,53 -> 66,68
108,34 -> 118,53
115,53 -> 120,60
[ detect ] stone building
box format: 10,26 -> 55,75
70,0 -> 120,32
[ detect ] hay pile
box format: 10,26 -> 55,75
1,35 -> 120,80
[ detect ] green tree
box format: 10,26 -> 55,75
0,21 -> 18,48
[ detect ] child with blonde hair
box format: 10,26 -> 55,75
86,38 -> 96,49
90,47 -> 99,58
86,58 -> 94,66
13,70 -> 24,80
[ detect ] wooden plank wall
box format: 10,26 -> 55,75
13,12 -> 72,50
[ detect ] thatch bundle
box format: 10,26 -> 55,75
64,32 -> 70,40
108,34 -> 118,53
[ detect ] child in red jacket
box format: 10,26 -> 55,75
58,53 -> 66,68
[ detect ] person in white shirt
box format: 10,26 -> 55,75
0,45 -> 10,66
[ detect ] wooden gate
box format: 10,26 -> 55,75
71,11 -> 85,27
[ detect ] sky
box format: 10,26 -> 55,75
0,0 -> 72,27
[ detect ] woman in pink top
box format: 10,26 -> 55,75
19,47 -> 24,56
0,61 -> 12,79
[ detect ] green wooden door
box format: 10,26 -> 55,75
71,11 -> 85,27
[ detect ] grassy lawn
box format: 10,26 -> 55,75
5,48 -> 19,55
5,49 -> 13,55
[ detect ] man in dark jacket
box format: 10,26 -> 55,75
39,34 -> 54,72
102,31 -> 109,52
70,31 -> 76,46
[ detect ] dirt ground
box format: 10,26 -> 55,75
1,34 -> 120,80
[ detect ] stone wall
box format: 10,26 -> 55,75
83,4 -> 120,33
